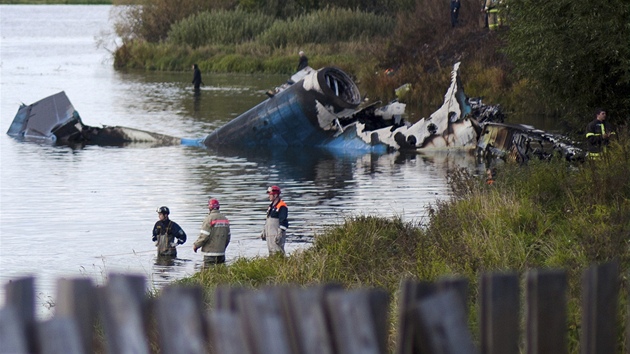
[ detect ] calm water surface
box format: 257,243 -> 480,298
0,5 -> 479,317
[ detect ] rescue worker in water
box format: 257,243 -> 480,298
193,198 -> 231,266
152,206 -> 187,257
261,185 -> 289,255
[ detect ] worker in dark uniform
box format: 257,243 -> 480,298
193,198 -> 231,266
192,64 -> 203,93
451,0 -> 461,28
297,51 -> 309,72
585,108 -> 616,159
261,185 -> 289,255
152,206 -> 187,257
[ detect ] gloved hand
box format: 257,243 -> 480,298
275,230 -> 285,245
177,240 -> 184,245
261,232 -> 266,241
152,236 -> 157,242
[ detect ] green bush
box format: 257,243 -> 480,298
167,10 -> 275,48
258,8 -> 396,47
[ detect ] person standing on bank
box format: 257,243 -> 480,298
192,64 -> 203,93
297,51 -> 309,72
585,108 -> 616,158
451,0 -> 461,27
193,198 -> 231,266
153,206 -> 187,257
261,185 -> 289,255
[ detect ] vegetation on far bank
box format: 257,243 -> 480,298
176,130 -> 630,352
108,0 -> 630,130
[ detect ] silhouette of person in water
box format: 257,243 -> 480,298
192,64 -> 203,93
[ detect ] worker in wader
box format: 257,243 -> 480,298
193,198 -> 231,266
152,206 -> 187,257
261,185 -> 289,255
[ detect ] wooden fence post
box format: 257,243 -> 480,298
237,287 -> 294,354
395,279 -> 436,354
479,272 -> 520,354
284,284 -> 342,354
325,288 -> 389,354
55,278 -> 96,354
412,289 -> 478,354
525,269 -> 567,354
155,285 -> 207,354
213,285 -> 248,312
0,306 -> 28,353
580,262 -> 619,354
438,276 -> 469,317
37,317 -> 84,354
98,273 -> 149,354
4,276 -> 36,354
207,311 -> 252,354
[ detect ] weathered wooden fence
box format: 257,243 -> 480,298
0,262 -> 627,354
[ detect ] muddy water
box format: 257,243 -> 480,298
0,5 -> 479,317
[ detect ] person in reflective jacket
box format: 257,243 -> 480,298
193,198 -> 231,266
585,108 -> 616,158
152,206 -> 187,257
261,185 -> 289,255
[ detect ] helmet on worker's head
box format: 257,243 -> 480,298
208,198 -> 220,210
156,206 -> 170,215
267,185 -> 281,195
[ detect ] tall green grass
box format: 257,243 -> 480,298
257,8 -> 396,47
167,10 -> 275,48
177,128 -> 629,352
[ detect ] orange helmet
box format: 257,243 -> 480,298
208,199 -> 220,210
267,185 -> 281,195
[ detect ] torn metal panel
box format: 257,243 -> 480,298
476,122 -> 585,163
6,91 -> 181,148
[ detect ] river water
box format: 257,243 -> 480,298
0,5 -> 482,317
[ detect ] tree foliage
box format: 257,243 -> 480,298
503,0 -> 630,126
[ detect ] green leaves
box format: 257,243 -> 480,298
504,0 -> 630,124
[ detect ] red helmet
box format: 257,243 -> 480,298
267,185 -> 281,195
208,199 -> 220,210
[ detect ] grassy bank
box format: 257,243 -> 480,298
177,128 -> 630,352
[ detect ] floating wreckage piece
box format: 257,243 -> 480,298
201,62 -> 499,153
6,91 -> 181,147
477,122 -> 585,163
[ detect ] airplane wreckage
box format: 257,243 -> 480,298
6,62 -> 585,163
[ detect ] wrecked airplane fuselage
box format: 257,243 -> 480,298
200,62 -> 492,153
202,66 -> 364,149
6,91 -> 181,147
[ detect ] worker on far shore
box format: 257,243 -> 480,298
297,51 -> 309,72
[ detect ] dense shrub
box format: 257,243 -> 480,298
503,0 -> 630,128
167,10 -> 274,48
257,8 -> 396,47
